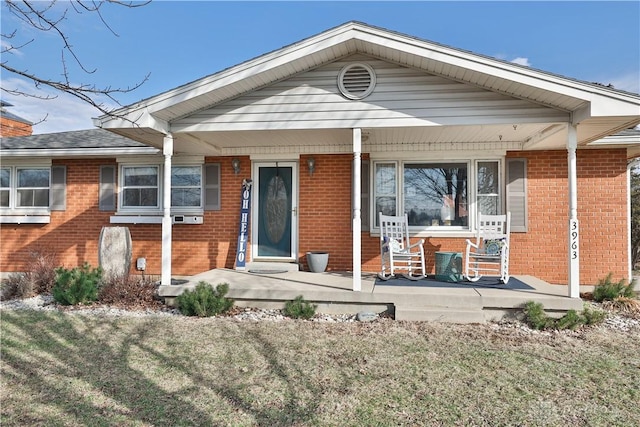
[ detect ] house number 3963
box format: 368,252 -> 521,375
570,219 -> 579,260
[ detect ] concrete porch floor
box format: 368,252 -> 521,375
158,268 -> 586,324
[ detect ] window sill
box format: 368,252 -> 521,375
369,229 -> 475,239
0,215 -> 51,224
110,215 -> 162,224
110,213 -> 204,224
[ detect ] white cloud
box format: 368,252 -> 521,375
510,57 -> 531,67
494,54 -> 532,67
0,39 -> 25,57
2,77 -> 111,134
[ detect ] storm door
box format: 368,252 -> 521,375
253,162 -> 297,260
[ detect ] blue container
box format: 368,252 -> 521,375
435,251 -> 463,282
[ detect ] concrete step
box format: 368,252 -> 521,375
245,261 -> 300,272
395,306 -> 486,324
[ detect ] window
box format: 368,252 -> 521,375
373,159 -> 503,231
118,163 -> 210,212
477,161 -> 500,215
0,168 -> 9,208
121,166 -> 159,209
171,166 -> 202,208
0,165 -> 63,218
16,168 -> 50,207
403,162 -> 468,227
374,162 -> 396,225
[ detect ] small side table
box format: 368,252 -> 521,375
435,251 -> 463,282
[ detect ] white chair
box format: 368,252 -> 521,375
464,212 -> 511,284
379,213 -> 426,280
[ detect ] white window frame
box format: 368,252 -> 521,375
119,164 -> 161,212
0,167 -> 10,209
116,157 -> 205,215
0,164 -> 51,214
371,157 -> 504,235
475,159 -> 502,217
171,165 -> 204,213
16,167 -> 51,208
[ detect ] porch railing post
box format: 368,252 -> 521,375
567,124 -> 580,298
161,133 -> 173,287
353,128 -> 362,292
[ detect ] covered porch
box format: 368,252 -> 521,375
159,268 -> 584,323
94,22 -> 640,300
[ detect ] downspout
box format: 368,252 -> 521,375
352,128 -> 362,292
161,134 -> 173,287
567,124 -> 580,298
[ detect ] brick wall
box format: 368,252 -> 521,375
362,149 -> 629,285
505,149 -> 628,285
0,117 -> 33,137
0,157 -> 247,276
0,149 -> 630,286
298,154 -> 353,270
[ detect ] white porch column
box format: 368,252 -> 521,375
567,124 -> 580,298
161,134 -> 173,287
352,128 -> 362,292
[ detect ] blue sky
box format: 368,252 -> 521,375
2,1 -> 639,134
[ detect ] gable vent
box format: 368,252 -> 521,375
338,63 -> 376,100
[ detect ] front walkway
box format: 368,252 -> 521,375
158,269 -> 584,324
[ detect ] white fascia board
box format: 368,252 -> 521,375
589,134 -> 640,146
95,109 -> 170,133
355,31 -> 640,113
1,147 -> 159,158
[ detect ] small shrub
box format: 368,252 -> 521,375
27,249 -> 58,294
176,281 -> 234,317
523,301 -> 554,330
0,273 -> 35,300
582,304 -> 607,325
0,249 -> 58,300
554,309 -> 582,330
522,301 -> 606,330
52,263 -> 102,306
284,295 -> 317,320
593,273 -> 635,302
98,274 -> 159,309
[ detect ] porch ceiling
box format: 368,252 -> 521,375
109,117 -> 640,157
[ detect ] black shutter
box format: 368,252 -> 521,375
50,165 -> 66,211
99,165 -> 116,211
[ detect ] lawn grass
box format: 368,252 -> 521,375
1,311 -> 639,426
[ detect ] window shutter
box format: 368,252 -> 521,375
99,165 -> 116,211
204,164 -> 220,211
50,165 -> 66,211
506,158 -> 527,232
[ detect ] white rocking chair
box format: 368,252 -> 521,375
378,213 -> 426,281
464,212 -> 511,284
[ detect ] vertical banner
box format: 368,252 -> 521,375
235,179 -> 252,270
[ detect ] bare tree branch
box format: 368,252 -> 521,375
1,0 -> 151,123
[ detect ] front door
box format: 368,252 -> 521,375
253,162 -> 297,260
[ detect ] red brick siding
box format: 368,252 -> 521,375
298,154 -> 353,270
0,117 -> 33,137
505,149 -> 628,284
0,150 -> 629,286
0,157 -> 247,276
